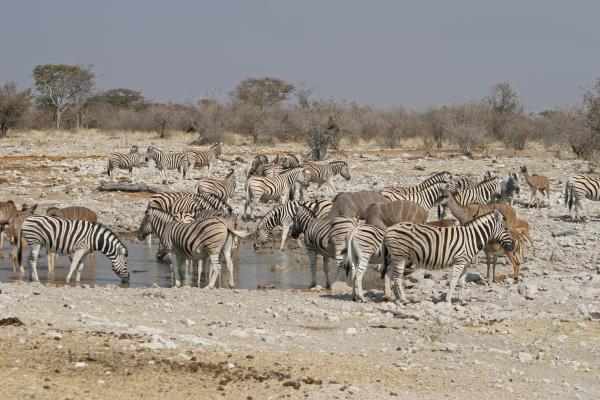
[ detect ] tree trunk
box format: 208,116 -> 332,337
55,108 -> 62,129
0,125 -> 7,138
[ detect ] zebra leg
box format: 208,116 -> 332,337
457,264 -> 470,305
27,243 -> 42,282
171,253 -> 182,287
447,263 -> 467,305
333,253 -> 346,287
353,259 -> 368,302
0,231 -> 4,256
326,179 -> 336,195
492,256 -> 498,283
308,250 -> 318,288
485,252 -> 492,285
323,256 -> 331,289
66,249 -> 86,283
222,236 -> 235,288
391,259 -> 407,304
383,271 -> 392,302
11,243 -> 24,273
205,254 -> 222,289
279,223 -> 291,251
546,190 -> 551,209
75,253 -> 89,282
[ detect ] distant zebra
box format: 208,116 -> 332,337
565,175 -> 600,220
381,210 -> 514,305
254,162 -> 284,177
452,176 -> 479,192
380,181 -> 448,210
244,167 -> 310,220
145,146 -> 190,184
107,145 -> 143,181
137,208 -> 250,288
253,199 -> 333,250
281,154 -> 300,168
344,223 -> 388,302
498,173 -> 521,205
290,205 -> 359,289
148,191 -> 232,217
380,171 -> 453,199
187,142 -> 223,177
197,168 -> 237,202
453,177 -> 500,206
303,161 -> 351,195
17,216 -> 129,283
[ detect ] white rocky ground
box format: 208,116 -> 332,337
0,130 -> 599,399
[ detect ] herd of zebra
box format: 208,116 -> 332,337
1,142 -> 600,305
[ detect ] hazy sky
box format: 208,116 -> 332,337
2,0 -> 599,112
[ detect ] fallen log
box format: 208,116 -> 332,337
97,181 -> 164,193
551,230 -> 577,237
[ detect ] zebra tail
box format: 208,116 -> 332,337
107,159 -> 113,176
344,226 -> 355,276
16,227 -> 23,270
564,181 -> 572,210
244,177 -> 250,201
380,237 -> 389,279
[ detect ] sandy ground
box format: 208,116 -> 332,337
1,130 -> 600,399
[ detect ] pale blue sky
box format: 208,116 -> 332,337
2,0 -> 599,112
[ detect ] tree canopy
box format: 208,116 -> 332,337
0,82 -> 31,137
231,77 -> 295,108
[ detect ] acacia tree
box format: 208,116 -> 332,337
32,64 -> 95,129
231,77 -> 295,109
0,82 -> 32,138
94,88 -> 145,109
486,82 -> 521,140
70,66 -> 95,129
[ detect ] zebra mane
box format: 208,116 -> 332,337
329,160 -> 347,166
297,204 -> 317,218
94,221 -> 127,250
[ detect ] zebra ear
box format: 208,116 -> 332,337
120,246 -> 127,256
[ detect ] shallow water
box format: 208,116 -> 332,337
0,238 -> 385,290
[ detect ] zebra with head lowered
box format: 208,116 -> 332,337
197,168 -> 237,202
302,160 -> 351,195
187,142 -> 223,178
381,210 -> 515,305
291,205 -> 359,289
137,208 -> 250,288
565,174 -> 600,221
107,145 -> 143,181
244,167 -> 310,220
145,146 -> 190,184
253,199 -> 333,251
17,216 -> 129,283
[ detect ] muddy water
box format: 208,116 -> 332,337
0,239 -> 385,290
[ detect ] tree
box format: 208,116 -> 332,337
0,82 -> 31,138
70,66 -> 95,129
486,82 -> 521,139
423,107 -> 448,149
32,64 -> 95,129
231,77 -> 295,109
94,88 -> 145,109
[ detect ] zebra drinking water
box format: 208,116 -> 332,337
17,216 -> 129,283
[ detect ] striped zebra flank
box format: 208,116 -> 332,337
187,142 -> 223,177
107,145 -> 143,181
197,168 -> 237,201
380,181 -> 448,210
303,160 -> 351,195
290,205 -> 359,288
498,173 -> 521,205
381,210 -> 514,305
345,223 -> 388,302
148,191 -> 232,216
137,208 -> 250,288
18,216 -> 129,283
145,146 -> 190,184
244,167 -> 310,220
380,171 -> 453,199
253,162 -> 284,177
565,174 -> 600,220
452,176 -> 500,206
253,199 -> 333,250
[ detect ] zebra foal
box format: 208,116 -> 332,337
17,216 -> 129,283
381,210 -> 514,305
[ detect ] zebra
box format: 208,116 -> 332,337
380,171 -> 453,199
381,210 -> 515,305
380,181 -> 448,210
253,199 -> 333,251
144,146 -> 190,184
565,175 -> 600,221
17,216 -> 129,283
137,208 -> 250,288
244,167 -> 310,220
281,154 -> 300,168
290,205 -> 359,288
197,168 -> 237,202
107,145 -> 143,181
253,162 -> 284,177
187,142 -> 223,177
248,155 -> 269,176
303,161 -> 351,195
148,191 -> 232,217
498,173 -> 521,205
344,223 -> 390,302
437,177 -> 500,219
